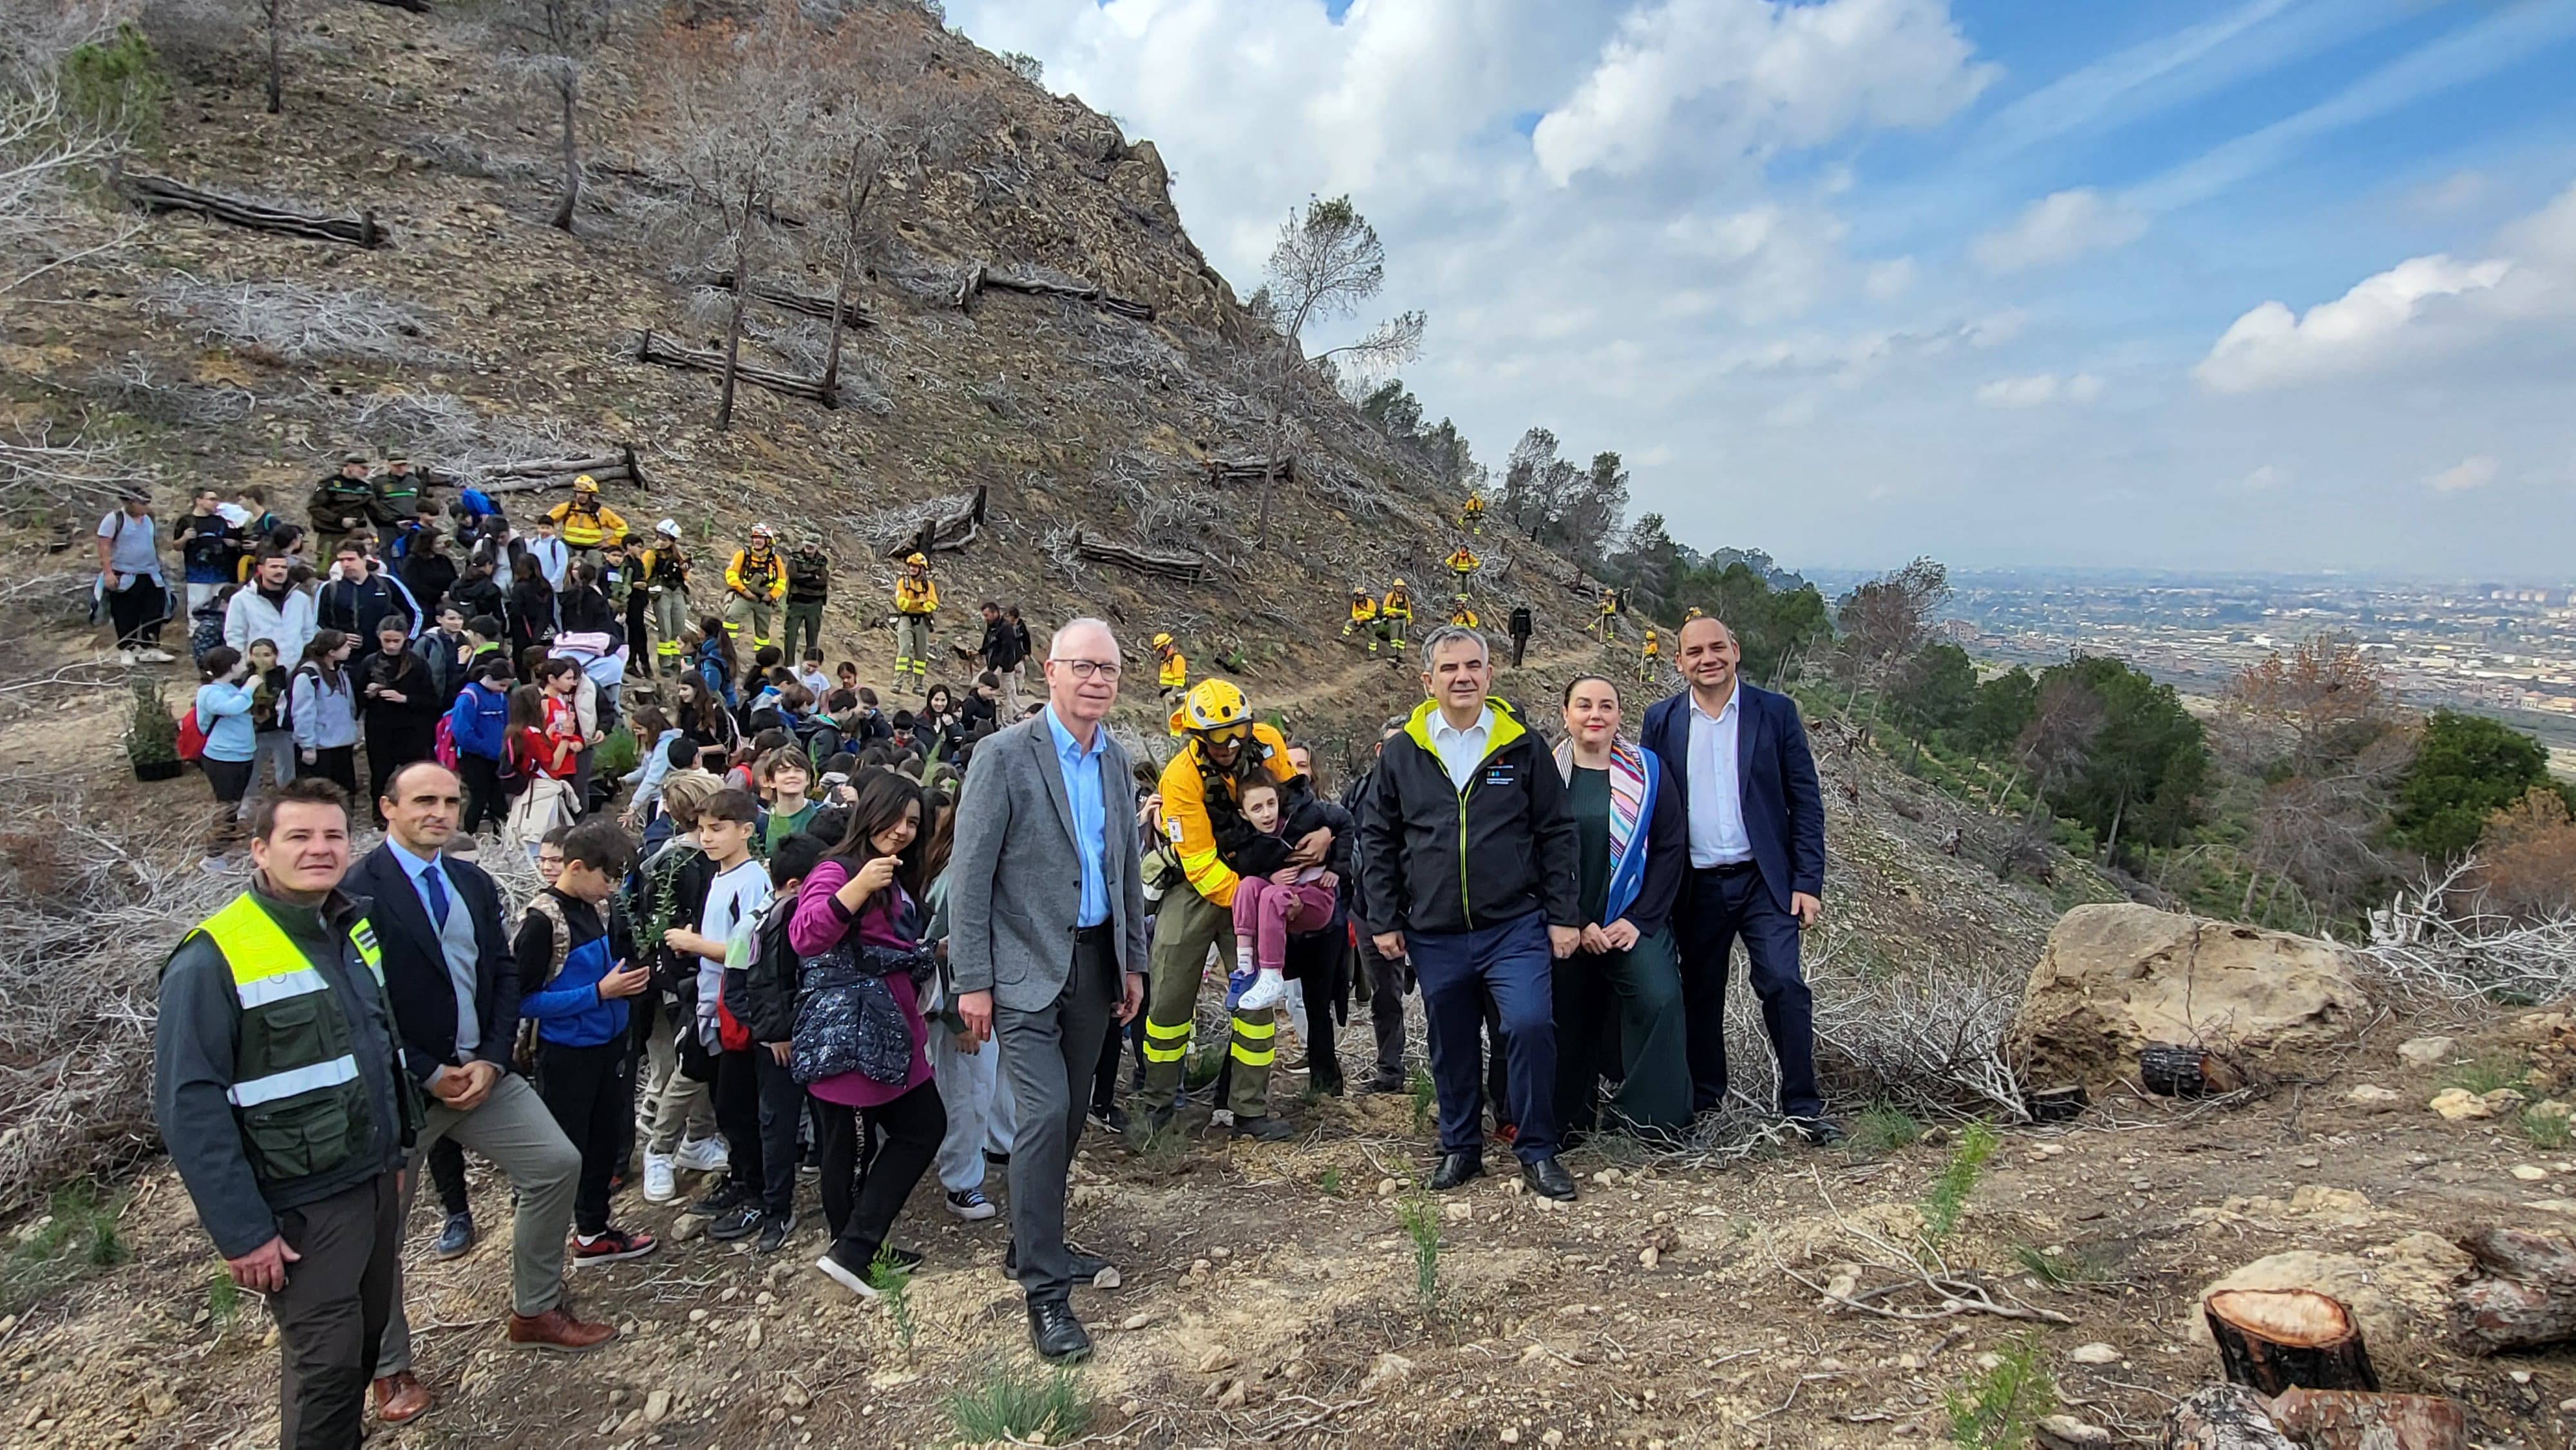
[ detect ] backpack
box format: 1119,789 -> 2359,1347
176,707 -> 207,763
511,892 -> 574,1069
433,712 -> 459,769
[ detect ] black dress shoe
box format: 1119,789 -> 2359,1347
1359,1070 -> 1406,1095
1231,1114 -> 1294,1142
1028,1299 -> 1092,1362
1004,1239 -> 1120,1288
1427,1151 -> 1484,1191
433,1212 -> 475,1260
1791,1115 -> 1848,1147
1521,1155 -> 1578,1201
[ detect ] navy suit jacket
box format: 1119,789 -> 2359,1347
349,843 -> 521,1086
1639,681 -> 1826,915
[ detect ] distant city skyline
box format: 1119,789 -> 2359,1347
947,0 -> 2576,577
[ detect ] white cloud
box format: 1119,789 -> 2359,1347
1530,0 -> 1994,185
1974,372 -> 2103,408
2239,464 -> 2291,491
1864,256 -> 1916,299
2426,456 -> 2499,493
1969,188 -> 2148,273
2193,254 -> 2512,392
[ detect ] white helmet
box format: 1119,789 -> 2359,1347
655,518 -> 680,538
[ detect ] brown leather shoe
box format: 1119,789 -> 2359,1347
371,1371 -> 432,1423
507,1305 -> 617,1353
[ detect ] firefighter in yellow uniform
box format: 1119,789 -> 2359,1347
547,475 -> 629,570
1458,487 -> 1486,534
639,519 -> 692,675
1135,681 -> 1301,1142
1154,632 -> 1188,702
1638,625 -> 1661,683
1378,578 -> 1413,656
892,552 -> 938,691
1591,587 -> 1622,644
1444,545 -> 1481,603
1341,587 -> 1379,646
1449,601 -> 1479,628
723,523 -> 786,649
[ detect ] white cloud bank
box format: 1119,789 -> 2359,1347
2425,456 -> 2498,493
1975,372 -> 2103,408
1969,187 -> 2147,272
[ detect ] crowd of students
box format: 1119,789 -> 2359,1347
146,465 -> 1836,1450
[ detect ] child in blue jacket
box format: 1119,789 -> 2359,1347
516,820 -> 657,1265
448,654 -> 515,836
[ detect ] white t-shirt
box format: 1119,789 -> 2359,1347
696,857 -> 773,1044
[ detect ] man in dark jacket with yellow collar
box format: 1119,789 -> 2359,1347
155,777 -> 418,1450
1358,625 -> 1583,1202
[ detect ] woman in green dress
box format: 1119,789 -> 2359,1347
1552,674 -> 1691,1138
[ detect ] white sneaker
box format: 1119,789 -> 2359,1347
116,649 -> 136,666
135,647 -> 176,664
1236,970 -> 1287,1012
642,1153 -> 677,1203
673,1136 -> 730,1174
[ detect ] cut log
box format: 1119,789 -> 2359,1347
2448,1227 -> 2576,1355
424,446 -> 647,496
118,169 -> 384,249
2203,1288 -> 2379,1395
2141,1044 -> 2246,1097
1068,529 -> 1209,584
693,271 -> 874,330
882,485 -> 986,560
635,330 -> 836,408
1204,456 -> 1293,486
952,257 -> 1154,320
2265,1388 -> 2465,1450
2159,1386 -> 2296,1450
356,0 -> 431,12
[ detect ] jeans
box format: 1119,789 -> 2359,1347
751,1050 -> 804,1217
934,1026 -> 1018,1194
240,729 -> 298,819
712,1047 -> 771,1205
377,1073 -> 580,1376
1408,910 -> 1558,1163
993,925 -> 1116,1303
272,1174 -> 400,1450
1676,865 -> 1821,1118
813,1078 -> 945,1259
533,1038 -> 634,1236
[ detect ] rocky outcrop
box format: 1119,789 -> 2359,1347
2009,905 -> 2372,1088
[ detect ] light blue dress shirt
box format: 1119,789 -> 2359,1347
1046,706 -> 1112,927
1687,686 -> 1753,867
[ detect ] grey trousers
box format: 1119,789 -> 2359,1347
994,926 -> 1118,1304
273,1172 -> 400,1450
377,1072 -> 582,1375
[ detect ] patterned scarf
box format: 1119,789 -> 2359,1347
1553,737 -> 1649,878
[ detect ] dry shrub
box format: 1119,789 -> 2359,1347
147,276 -> 446,366
2473,787 -> 2576,921
0,779 -> 232,1212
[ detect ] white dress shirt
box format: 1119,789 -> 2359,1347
1686,686 -> 1753,867
1427,705 -> 1495,792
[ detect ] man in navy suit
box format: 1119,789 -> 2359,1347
1639,617 -> 1840,1142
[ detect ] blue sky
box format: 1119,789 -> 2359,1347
945,0 -> 2576,579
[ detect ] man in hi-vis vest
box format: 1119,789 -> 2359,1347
155,777 -> 419,1450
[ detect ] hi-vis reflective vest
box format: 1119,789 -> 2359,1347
1349,595 -> 1379,623
1159,652 -> 1188,690
171,894 -> 392,1191
895,575 -> 939,616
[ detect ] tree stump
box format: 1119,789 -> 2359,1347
2203,1288 -> 2380,1395
2448,1227 -> 2576,1354
2159,1386 -> 2296,1450
2267,1388 -> 2465,1450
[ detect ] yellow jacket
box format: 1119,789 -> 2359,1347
895,576 -> 938,616
1158,652 -> 1188,690
547,498 -> 629,549
1348,596 -> 1379,623
726,546 -> 785,601
1157,722 -> 1294,909
1381,589 -> 1412,620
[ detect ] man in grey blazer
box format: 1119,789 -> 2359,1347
949,616 -> 1150,1361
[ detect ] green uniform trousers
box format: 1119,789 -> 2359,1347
649,587 -> 691,672
1551,925 -> 1691,1140
894,613 -> 933,684
724,594 -> 775,650
781,600 -> 825,665
1136,886 -> 1271,1119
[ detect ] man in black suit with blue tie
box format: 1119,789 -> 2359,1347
1639,616 -> 1841,1143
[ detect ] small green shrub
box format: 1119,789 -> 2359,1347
1394,1192 -> 1441,1313
1922,1121 -> 1998,1245
947,1359 -> 1091,1445
2010,1241 -> 2121,1289
60,23 -> 169,143
2,1182 -> 130,1315
126,679 -> 178,765
1408,1065 -> 1435,1135
592,726 -> 639,778
1318,1166 -> 1343,1197
2439,1051 -> 2533,1097
867,1247 -> 916,1350
1846,1101 -> 1924,1156
206,1265 -> 242,1333
1944,1332 -> 2056,1449
2522,1106 -> 2573,1151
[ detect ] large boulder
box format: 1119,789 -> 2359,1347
2011,905 -> 2372,1088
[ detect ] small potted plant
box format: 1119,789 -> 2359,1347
127,677 -> 184,782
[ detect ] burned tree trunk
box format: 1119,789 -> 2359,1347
636,332 -> 835,408
2449,1227 -> 2576,1355
2266,1389 -> 2465,1450
119,171 -> 384,248
2157,1386 -> 2295,1450
2202,1289 -> 2378,1395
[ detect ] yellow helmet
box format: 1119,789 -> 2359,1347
905,552 -> 928,567
1171,678 -> 1251,736
1152,632 -> 1173,648
573,475 -> 599,493
1390,578 -> 1407,588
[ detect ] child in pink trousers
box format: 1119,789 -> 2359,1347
1231,777 -> 1336,1012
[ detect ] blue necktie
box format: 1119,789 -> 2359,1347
422,863 -> 451,929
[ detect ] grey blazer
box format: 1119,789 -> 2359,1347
947,711 -> 1151,1012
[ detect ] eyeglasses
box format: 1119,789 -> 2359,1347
1051,659 -> 1122,681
